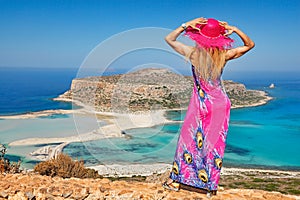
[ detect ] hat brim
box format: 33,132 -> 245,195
184,28 -> 234,50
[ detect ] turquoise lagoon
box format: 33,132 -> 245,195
0,67 -> 299,170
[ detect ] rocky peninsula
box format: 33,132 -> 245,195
55,68 -> 272,112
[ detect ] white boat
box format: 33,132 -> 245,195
269,83 -> 275,88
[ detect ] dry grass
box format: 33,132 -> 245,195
34,153 -> 102,179
219,171 -> 300,195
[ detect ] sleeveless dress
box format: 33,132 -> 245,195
169,65 -> 231,192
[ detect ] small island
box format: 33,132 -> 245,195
55,68 -> 272,112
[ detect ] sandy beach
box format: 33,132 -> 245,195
9,109 -> 174,146
0,109 -> 80,119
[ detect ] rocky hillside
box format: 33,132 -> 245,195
0,172 -> 298,200
56,68 -> 271,112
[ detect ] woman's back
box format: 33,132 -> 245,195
189,47 -> 226,86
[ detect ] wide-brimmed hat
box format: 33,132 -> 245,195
185,18 -> 234,50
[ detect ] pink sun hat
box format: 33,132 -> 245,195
185,18 -> 234,50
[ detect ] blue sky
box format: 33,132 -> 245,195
0,0 -> 299,72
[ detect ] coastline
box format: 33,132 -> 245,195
3,89 -> 273,163
0,90 -> 272,120
230,90 -> 273,109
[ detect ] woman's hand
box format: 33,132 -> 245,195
219,21 -> 236,36
186,17 -> 207,30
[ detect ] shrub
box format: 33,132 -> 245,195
0,144 -> 21,174
34,153 -> 101,179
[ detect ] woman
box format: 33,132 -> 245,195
163,17 -> 254,195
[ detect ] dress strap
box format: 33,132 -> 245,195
191,65 -> 200,89
191,65 -> 205,99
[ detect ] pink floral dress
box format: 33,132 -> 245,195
169,65 -> 231,192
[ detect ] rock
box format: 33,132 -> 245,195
71,187 -> 89,199
118,189 -> 133,195
0,191 -> 8,198
38,187 -> 48,194
13,191 -> 27,200
62,190 -> 73,198
85,194 -> 100,200
146,170 -> 170,183
25,191 -> 35,200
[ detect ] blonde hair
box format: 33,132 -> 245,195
188,46 -> 226,82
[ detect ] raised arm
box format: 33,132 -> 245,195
165,17 -> 207,57
223,23 -> 255,61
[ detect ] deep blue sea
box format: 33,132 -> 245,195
0,67 -> 78,115
0,67 -> 299,170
